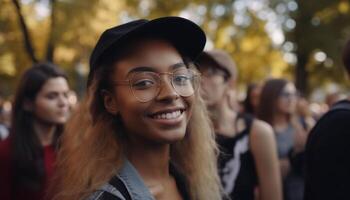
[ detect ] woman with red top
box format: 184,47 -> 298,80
0,62 -> 70,200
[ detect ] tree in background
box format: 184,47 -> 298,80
270,0 -> 350,94
1,0 -> 350,97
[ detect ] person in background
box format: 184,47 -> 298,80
296,95 -> 315,133
243,83 -> 262,116
325,91 -> 343,109
258,78 -> 308,200
0,63 -> 70,200
52,17 -> 221,200
304,39 -> 350,200
197,50 -> 282,200
0,96 -> 10,140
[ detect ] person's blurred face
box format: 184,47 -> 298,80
33,77 -> 70,125
105,39 -> 195,145
277,83 -> 297,114
198,64 -> 229,107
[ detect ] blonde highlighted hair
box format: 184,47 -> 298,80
52,51 -> 221,200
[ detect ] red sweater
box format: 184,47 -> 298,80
0,139 -> 56,200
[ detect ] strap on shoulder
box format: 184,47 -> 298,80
108,176 -> 132,200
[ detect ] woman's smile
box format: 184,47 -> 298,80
147,107 -> 186,126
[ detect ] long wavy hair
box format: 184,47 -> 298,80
10,62 -> 66,191
52,39 -> 222,200
257,78 -> 289,125
243,83 -> 259,115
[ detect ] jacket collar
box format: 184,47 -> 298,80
118,160 -> 155,200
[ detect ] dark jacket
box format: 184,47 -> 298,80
304,100 -> 350,200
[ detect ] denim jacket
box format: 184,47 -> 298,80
87,160 -> 155,200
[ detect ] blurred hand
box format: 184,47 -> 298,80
280,158 -> 291,179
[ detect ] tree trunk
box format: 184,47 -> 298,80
293,1 -> 313,95
46,0 -> 56,62
295,53 -> 308,95
12,0 -> 38,63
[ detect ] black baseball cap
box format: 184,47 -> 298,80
88,16 -> 206,84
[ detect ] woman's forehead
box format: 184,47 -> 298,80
112,40 -> 184,78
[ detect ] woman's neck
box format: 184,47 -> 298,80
33,120 -> 56,146
210,100 -> 238,136
126,142 -> 182,199
126,142 -> 171,181
273,112 -> 289,127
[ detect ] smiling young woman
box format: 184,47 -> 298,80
52,17 -> 221,200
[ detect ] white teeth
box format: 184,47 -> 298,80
153,110 -> 182,119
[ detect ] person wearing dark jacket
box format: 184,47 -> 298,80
304,39 -> 350,200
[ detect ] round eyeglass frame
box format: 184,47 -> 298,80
112,68 -> 201,103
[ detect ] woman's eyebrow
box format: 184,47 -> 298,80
170,62 -> 187,70
127,66 -> 156,76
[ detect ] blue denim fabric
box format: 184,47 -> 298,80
87,160 -> 155,200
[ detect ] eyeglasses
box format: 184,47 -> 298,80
198,66 -> 229,80
113,68 -> 200,102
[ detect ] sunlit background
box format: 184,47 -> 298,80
1,0 -> 350,102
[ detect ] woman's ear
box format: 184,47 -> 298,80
101,89 -> 119,115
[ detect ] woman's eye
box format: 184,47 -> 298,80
173,75 -> 191,85
46,93 -> 58,99
132,79 -> 156,89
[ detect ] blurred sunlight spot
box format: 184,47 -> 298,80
324,58 -> 334,68
204,38 -> 214,51
314,51 -> 327,62
197,5 -> 207,15
338,1 -> 350,14
234,15 -> 245,26
285,18 -> 296,30
35,0 -> 50,19
283,52 -> 297,64
139,0 -> 152,17
20,0 -> 33,4
233,1 -> 246,11
270,29 -> 284,45
311,17 -> 321,26
250,1 -> 264,12
213,5 -> 226,17
208,20 -> 218,31
283,41 -> 294,52
179,11 -> 191,20
287,1 -> 298,12
276,3 -> 287,14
